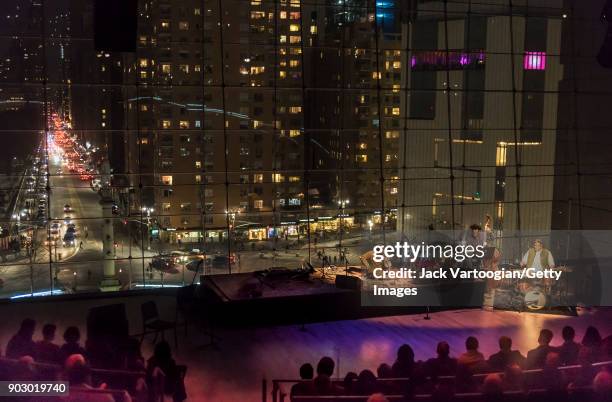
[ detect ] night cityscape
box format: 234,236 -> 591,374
0,0 -> 611,401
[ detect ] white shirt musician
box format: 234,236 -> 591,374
520,239 -> 555,271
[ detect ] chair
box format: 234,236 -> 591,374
141,301 -> 178,349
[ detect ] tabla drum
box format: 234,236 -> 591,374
524,289 -> 547,310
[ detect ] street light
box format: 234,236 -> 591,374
225,208 -> 241,238
337,199 -> 350,234
142,207 -> 154,250
368,219 -> 373,241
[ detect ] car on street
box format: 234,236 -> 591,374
211,254 -> 236,270
50,223 -> 60,235
64,216 -> 72,225
150,255 -> 176,272
63,232 -> 76,247
64,204 -> 72,212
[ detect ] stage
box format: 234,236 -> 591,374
196,271 -> 453,326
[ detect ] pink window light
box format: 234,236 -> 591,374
524,51 -> 546,70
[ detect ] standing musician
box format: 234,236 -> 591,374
460,224 -> 487,271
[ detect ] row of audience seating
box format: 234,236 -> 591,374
268,325 -> 612,402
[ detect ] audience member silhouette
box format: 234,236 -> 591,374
458,336 -> 486,373
311,356 -> 341,395
62,354 -> 115,402
526,329 -> 554,368
425,341 -> 457,377
146,340 -> 186,402
502,364 -> 523,391
581,326 -> 603,363
482,373 -> 503,402
35,323 -> 61,364
290,363 -> 313,398
367,393 -> 389,402
487,336 -> 526,370
316,356 -> 335,378
377,363 -> 393,379
342,372 -> 358,395
355,369 -> 378,395
592,369 -> 612,402
59,327 -> 87,364
392,344 -> 415,377
5,319 -> 37,359
557,325 -> 581,366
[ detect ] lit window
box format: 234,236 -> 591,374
253,174 -> 263,183
392,61 -> 401,69
254,200 -> 264,209
497,202 -> 504,220
161,175 -> 173,185
392,107 -> 400,116
161,64 -> 171,74
496,144 -> 507,166
356,154 -> 368,163
280,11 -> 287,19
272,173 -> 283,183
288,176 -> 300,182
310,25 -> 317,34
279,70 -> 286,78
195,175 -> 201,183
289,60 -> 299,67
161,21 -> 170,29
162,120 -> 171,129
250,66 -> 265,74
289,24 -> 300,32
140,71 -> 147,79
251,11 -> 265,19
139,58 -> 148,68
385,131 -> 400,139
194,8 -> 201,15
289,35 -> 301,44
179,64 -> 189,73
289,106 -> 302,114
179,21 -> 189,30
289,129 -> 300,137
195,161 -> 201,168
524,51 -> 546,70
280,35 -> 287,43
179,120 -> 190,129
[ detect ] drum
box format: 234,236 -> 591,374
524,289 -> 547,310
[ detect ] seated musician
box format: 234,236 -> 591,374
520,239 -> 555,271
